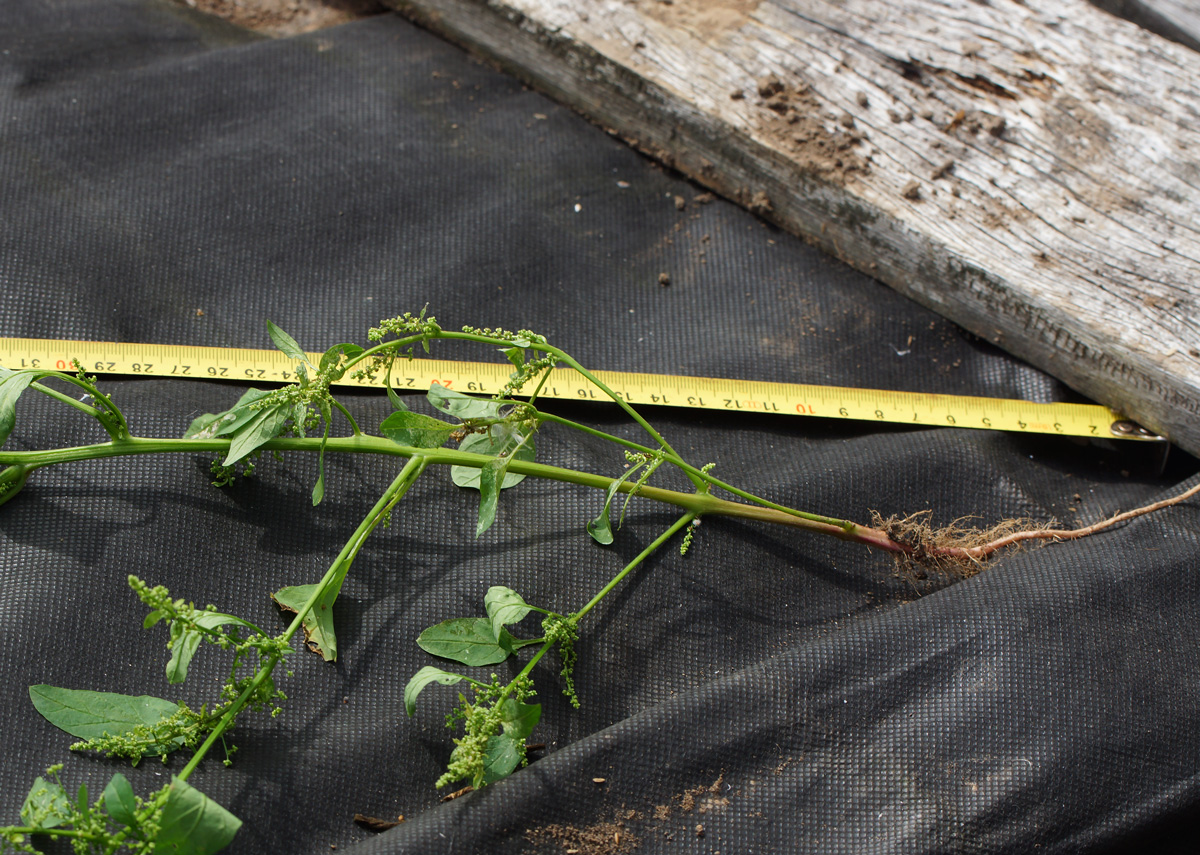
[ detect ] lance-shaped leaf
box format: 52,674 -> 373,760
586,465 -> 642,545
312,400 -> 331,506
404,666 -> 467,717
183,389 -> 274,440
20,776 -> 71,830
29,685 -> 183,751
427,383 -> 505,420
484,586 -> 534,641
499,698 -> 541,743
222,404 -> 289,467
383,357 -> 410,413
502,346 -> 525,370
266,320 -> 313,367
154,778 -> 242,855
417,618 -> 533,667
166,612 -> 260,684
0,368 -> 37,447
475,458 -> 505,537
380,410 -> 458,449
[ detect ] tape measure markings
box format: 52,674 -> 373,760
0,337 -> 1158,440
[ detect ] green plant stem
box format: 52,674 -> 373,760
176,455 -> 429,782
493,638 -> 556,710
446,333 -> 691,471
345,330 -> 700,486
0,434 -> 900,552
531,409 -> 851,527
489,512 -> 694,713
29,381 -> 103,418
30,373 -> 129,438
330,399 -> 362,436
277,455 -> 427,647
523,364 -> 555,407
572,512 -> 695,624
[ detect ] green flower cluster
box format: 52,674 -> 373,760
437,674 -> 536,790
368,310 -> 442,342
542,617 -> 580,709
71,704 -> 209,766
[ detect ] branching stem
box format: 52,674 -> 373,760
177,455 -> 428,782
572,512 -> 695,624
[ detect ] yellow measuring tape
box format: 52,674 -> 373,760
0,337 -> 1161,441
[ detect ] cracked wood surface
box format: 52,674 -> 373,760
390,0 -> 1200,457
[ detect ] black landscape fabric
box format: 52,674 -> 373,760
2,2 -> 1199,852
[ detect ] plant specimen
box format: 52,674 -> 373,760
1,312 -> 1195,853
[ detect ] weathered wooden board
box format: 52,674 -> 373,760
389,0 -> 1200,457
1093,0 -> 1200,51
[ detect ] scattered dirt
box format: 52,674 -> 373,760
527,773 -> 731,853
642,0 -> 759,36
676,772 -> 727,813
176,0 -> 386,36
748,74 -> 869,184
525,817 -> 639,855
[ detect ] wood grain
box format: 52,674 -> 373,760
389,0 -> 1200,457
1091,0 -> 1200,51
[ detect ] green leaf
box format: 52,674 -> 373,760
379,410 -> 457,449
102,773 -> 138,827
499,698 -> 542,743
222,404 -> 289,467
312,401 -> 331,506
586,512 -> 613,545
0,369 -> 37,447
383,358 -> 410,413
165,611 -> 261,685
427,383 -> 504,420
166,612 -> 259,684
586,466 -> 641,545
450,427 -> 534,490
475,458 -> 504,536
29,685 -> 182,749
476,701 -> 541,786
289,401 -> 308,439
154,778 -> 242,855
183,389 -> 273,440
417,618 -> 516,667
484,586 -> 533,641
404,666 -> 466,717
318,343 -> 364,382
478,734 -> 524,786
272,582 -> 339,662
266,321 -> 312,367
502,347 -> 525,370
20,776 -> 70,830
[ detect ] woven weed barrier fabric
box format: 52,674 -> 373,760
2,2 -> 1198,852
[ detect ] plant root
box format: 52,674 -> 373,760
871,511 -> 1043,579
872,480 -> 1200,579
